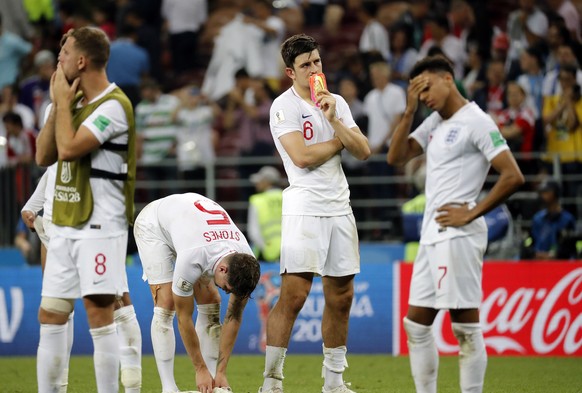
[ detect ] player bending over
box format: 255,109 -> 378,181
134,193 -> 261,393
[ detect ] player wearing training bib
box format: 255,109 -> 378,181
35,27 -> 141,393
260,34 -> 370,393
134,193 -> 260,393
388,56 -> 524,393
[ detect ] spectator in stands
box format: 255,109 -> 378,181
529,180 -> 577,259
473,59 -> 507,118
336,51 -> 372,101
107,24 -> 150,107
135,79 -> 180,201
542,42 -> 582,97
202,7 -> 264,101
0,12 -> 33,90
462,43 -> 486,99
546,0 -> 581,41
495,82 -> 536,172
364,61 -> 406,234
447,0 -> 476,51
173,85 -> 220,192
542,65 -> 582,194
358,1 -> 390,61
506,0 -> 549,69
1,84 -> 35,130
3,111 -> 35,165
418,14 -> 466,79
91,3 -> 116,40
124,5 -> 163,82
162,0 -> 207,76
224,73 -> 276,194
545,18 -> 572,73
397,0 -> 431,50
244,0 -> 286,91
389,23 -> 419,90
302,0 -> 327,27
19,50 -> 55,129
517,46 -> 545,119
248,166 -> 283,262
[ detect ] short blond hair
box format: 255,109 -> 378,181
61,27 -> 110,69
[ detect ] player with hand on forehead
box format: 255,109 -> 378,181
388,56 -> 524,393
134,193 -> 261,393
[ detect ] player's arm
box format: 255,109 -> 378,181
214,294 -> 248,388
173,293 -> 214,393
387,76 -> 426,166
436,150 -> 525,227
317,90 -> 370,160
279,131 -> 344,169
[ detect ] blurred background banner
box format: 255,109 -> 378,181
395,262 -> 582,356
0,244 -> 401,356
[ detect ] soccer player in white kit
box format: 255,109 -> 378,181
259,34 -> 371,393
22,164 -> 142,393
388,56 -> 525,393
35,27 -> 141,393
134,193 -> 261,393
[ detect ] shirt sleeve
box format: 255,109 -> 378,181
247,202 -> 264,249
172,248 -> 205,297
270,95 -> 302,139
409,112 -> 440,151
470,116 -> 510,162
82,99 -> 129,144
22,171 -> 48,213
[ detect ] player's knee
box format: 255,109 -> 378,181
280,291 -> 309,315
328,290 -> 354,315
39,297 -> 74,323
403,317 -> 434,347
452,323 -> 485,355
121,366 -> 141,389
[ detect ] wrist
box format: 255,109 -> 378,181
404,109 -> 416,118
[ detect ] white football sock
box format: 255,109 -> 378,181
115,305 -> 142,393
452,322 -> 487,393
90,323 -> 119,393
152,307 -> 179,392
37,323 -> 67,393
59,312 -> 75,393
322,345 -> 348,390
195,303 -> 221,378
262,345 -> 287,390
404,317 -> 438,393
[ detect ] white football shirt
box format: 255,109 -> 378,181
270,87 -> 357,216
153,193 -> 254,297
410,102 -> 510,245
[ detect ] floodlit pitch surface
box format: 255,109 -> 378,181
2,355 -> 581,392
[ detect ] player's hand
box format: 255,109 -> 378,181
406,75 -> 429,114
53,64 -> 80,107
195,367 -> 214,393
316,89 -> 337,123
435,203 -> 473,227
213,371 -> 231,390
21,210 -> 36,230
49,71 -> 57,104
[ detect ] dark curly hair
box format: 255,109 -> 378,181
227,253 -> 261,299
410,55 -> 455,80
281,34 -> 320,69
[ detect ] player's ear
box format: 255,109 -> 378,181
285,67 -> 295,80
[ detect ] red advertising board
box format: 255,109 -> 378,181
394,262 -> 582,356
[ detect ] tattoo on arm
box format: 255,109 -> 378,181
224,298 -> 244,323
217,351 -> 225,369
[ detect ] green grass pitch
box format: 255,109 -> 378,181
2,354 -> 581,393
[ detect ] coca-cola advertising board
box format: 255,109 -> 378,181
393,262 -> 582,356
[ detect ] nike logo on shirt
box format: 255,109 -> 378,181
301,114 -> 312,118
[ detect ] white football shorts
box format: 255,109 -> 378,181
134,200 -> 176,285
408,232 -> 487,309
280,214 -> 360,277
42,232 -> 128,298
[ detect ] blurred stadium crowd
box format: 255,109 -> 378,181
1,0 -> 581,260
